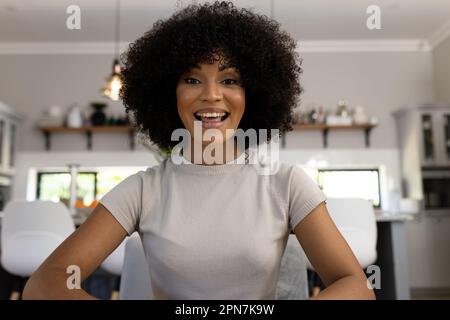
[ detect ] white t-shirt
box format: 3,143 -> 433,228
99,148 -> 326,299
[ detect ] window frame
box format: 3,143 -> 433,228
36,171 -> 98,201
317,168 -> 382,209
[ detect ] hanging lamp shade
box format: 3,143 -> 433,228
101,0 -> 122,101
101,58 -> 122,101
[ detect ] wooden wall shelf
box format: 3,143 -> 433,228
287,123 -> 377,148
38,126 -> 135,150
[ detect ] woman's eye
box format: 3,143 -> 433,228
222,78 -> 239,85
184,77 -> 200,85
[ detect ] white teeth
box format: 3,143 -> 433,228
195,112 -> 227,118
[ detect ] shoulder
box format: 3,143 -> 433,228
106,161 -> 168,194
241,147 -> 313,194
134,160 -> 169,180
282,164 -> 314,185
264,161 -> 323,202
262,161 -> 310,186
275,162 -> 303,178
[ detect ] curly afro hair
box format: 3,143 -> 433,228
120,1 -> 302,150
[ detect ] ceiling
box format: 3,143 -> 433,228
0,0 -> 449,42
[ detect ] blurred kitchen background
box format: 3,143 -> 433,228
0,0 -> 449,299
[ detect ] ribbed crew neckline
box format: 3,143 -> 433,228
169,148 -> 251,176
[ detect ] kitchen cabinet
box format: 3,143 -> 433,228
394,104 -> 450,168
393,104 -> 450,213
423,109 -> 450,167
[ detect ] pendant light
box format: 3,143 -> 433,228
101,0 -> 122,101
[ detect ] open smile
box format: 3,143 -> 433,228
193,110 -> 230,129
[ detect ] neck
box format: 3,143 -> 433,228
183,138 -> 241,165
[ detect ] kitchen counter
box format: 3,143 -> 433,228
373,211 -> 414,299
374,210 -> 417,222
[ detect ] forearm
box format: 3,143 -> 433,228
310,274 -> 376,300
23,268 -> 97,300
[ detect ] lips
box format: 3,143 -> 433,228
193,107 -> 230,129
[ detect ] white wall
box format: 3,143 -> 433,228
0,50 -> 436,151
286,51 -> 435,149
0,54 -> 145,152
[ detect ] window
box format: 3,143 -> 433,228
300,167 -> 381,208
96,168 -> 145,199
318,169 -> 381,208
36,167 -> 146,208
37,172 -> 97,207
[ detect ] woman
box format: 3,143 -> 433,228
24,1 -> 375,300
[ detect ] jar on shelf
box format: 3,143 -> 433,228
90,102 -> 108,126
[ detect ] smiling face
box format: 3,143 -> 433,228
176,59 -> 245,146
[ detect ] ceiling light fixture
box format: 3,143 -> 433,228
101,0 -> 122,101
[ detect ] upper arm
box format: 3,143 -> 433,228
32,203 -> 128,283
294,202 -> 366,286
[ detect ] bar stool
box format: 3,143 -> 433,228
1,200 -> 75,299
100,237 -> 127,299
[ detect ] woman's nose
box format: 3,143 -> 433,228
200,81 -> 222,102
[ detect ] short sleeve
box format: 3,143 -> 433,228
288,166 -> 327,232
99,172 -> 144,235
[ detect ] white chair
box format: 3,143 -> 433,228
101,240 -> 126,276
1,200 -> 75,299
119,232 -> 152,300
100,237 -> 127,299
306,198 -> 378,296
276,234 -> 309,300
